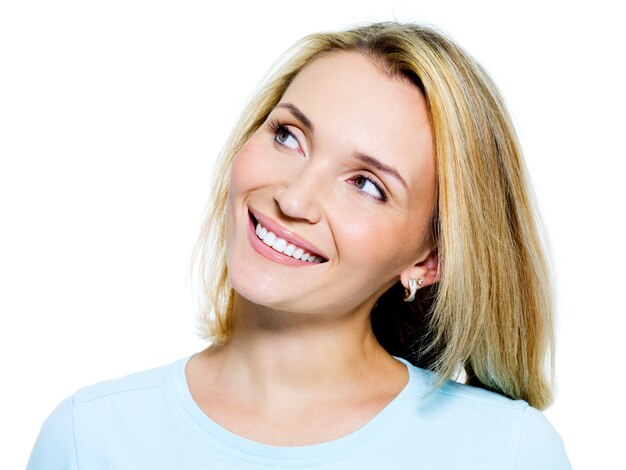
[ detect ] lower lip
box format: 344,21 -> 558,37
247,211 -> 322,267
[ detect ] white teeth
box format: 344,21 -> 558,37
254,221 -> 323,263
262,231 -> 276,246
272,237 -> 287,253
256,223 -> 267,238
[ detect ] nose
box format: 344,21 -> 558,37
273,172 -> 323,224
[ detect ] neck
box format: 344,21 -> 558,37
233,294 -> 383,384
194,293 -> 403,407
186,294 -> 412,446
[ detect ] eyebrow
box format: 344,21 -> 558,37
274,102 -> 408,190
275,103 -> 314,134
353,152 -> 408,190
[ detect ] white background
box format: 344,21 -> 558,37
1,1 -> 624,468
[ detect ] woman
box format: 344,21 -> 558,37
28,21 -> 571,469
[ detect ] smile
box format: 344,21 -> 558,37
255,222 -> 324,263
247,209 -> 328,265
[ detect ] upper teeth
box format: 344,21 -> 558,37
255,222 -> 324,263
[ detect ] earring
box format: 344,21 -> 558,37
403,277 -> 424,302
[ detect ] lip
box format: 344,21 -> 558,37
247,207 -> 329,264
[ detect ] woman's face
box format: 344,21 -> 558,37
225,51 -> 436,316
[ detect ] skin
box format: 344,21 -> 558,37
186,51 -> 439,446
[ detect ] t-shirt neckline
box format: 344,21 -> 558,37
166,354 -> 421,464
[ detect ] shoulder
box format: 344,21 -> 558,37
413,370 -> 529,440
27,357 -> 189,470
437,376 -> 526,407
405,366 -> 571,469
515,405 -> 571,469
72,357 -> 184,404
27,395 -> 78,470
66,357 -> 188,430
413,366 -> 530,415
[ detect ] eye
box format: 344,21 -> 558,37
350,175 -> 388,202
269,119 -> 301,152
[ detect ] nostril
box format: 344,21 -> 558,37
273,185 -> 322,225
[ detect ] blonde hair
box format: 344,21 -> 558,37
192,21 -> 555,410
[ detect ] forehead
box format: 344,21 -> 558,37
278,51 -> 434,194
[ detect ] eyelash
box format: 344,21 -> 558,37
267,118 -> 389,202
268,119 -> 300,151
350,174 -> 389,202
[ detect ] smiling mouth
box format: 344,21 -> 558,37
249,211 -> 328,263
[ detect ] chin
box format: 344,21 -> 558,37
227,256 -> 285,305
230,277 -> 280,306
227,268 -> 328,316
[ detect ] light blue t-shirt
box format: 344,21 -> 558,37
27,355 -> 571,469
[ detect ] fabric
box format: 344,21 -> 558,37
27,355 -> 571,469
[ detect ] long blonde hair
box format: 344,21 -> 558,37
192,21 -> 555,410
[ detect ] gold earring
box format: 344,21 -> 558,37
403,277 -> 424,302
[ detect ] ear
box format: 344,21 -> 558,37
399,249 -> 440,291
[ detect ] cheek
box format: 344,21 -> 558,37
226,140 -> 263,262
333,207 -> 431,276
229,137 -> 277,196
334,213 -> 401,269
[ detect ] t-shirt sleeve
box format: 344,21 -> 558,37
27,396 -> 79,470
515,405 -> 572,469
